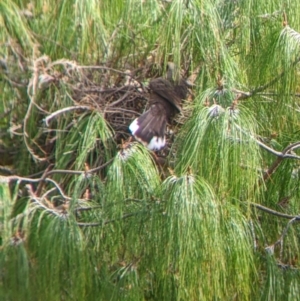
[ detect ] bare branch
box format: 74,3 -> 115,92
250,202 -> 300,220
22,54 -> 50,162
2,158 -> 114,202
249,136 -> 300,160
44,105 -> 93,126
26,184 -> 62,217
234,51 -> 300,100
3,159 -> 113,182
44,178 -> 72,200
265,217 -> 299,258
45,158 -> 114,176
261,141 -> 300,182
233,123 -> 300,182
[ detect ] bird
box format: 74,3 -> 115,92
129,62 -> 188,150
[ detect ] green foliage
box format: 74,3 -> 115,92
175,98 -> 261,201
152,173 -> 254,300
1,0 -> 300,300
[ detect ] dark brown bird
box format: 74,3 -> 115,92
129,62 -> 188,150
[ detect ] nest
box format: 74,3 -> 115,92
71,67 -> 150,145
45,60 -> 191,158
3,55 -> 192,172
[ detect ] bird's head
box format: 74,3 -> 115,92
166,62 -> 181,83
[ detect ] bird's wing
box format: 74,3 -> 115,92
129,103 -> 167,151
149,78 -> 182,111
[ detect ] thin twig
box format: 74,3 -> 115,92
41,187 -> 57,199
265,217 -> 299,258
78,65 -> 136,76
233,123 -> 300,182
44,178 -> 71,200
2,159 -> 114,201
22,54 -> 54,162
234,123 -> 300,159
44,105 -> 92,126
36,164 -> 54,196
75,206 -> 103,212
46,158 -> 114,176
235,124 -> 300,160
107,89 -> 134,108
234,55 -> 300,101
26,184 -> 61,217
3,159 -> 113,183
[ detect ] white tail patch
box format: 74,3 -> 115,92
148,136 -> 166,151
129,118 -> 139,135
129,118 -> 166,150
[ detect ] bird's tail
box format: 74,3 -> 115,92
129,107 -> 166,151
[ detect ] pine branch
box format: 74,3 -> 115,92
250,202 -> 300,220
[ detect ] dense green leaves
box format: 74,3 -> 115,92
154,174 -> 253,300
1,0 -> 300,300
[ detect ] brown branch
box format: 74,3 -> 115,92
35,164 -> 54,196
233,48 -> 300,101
262,141 -> 300,182
265,217 -> 299,259
234,123 -> 300,182
2,159 -> 114,200
250,202 -> 300,220
234,124 -> 300,159
255,140 -> 300,160
262,157 -> 283,182
107,89 -> 135,108
23,54 -> 49,162
46,158 -> 114,176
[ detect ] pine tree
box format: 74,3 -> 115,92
1,0 -> 300,300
